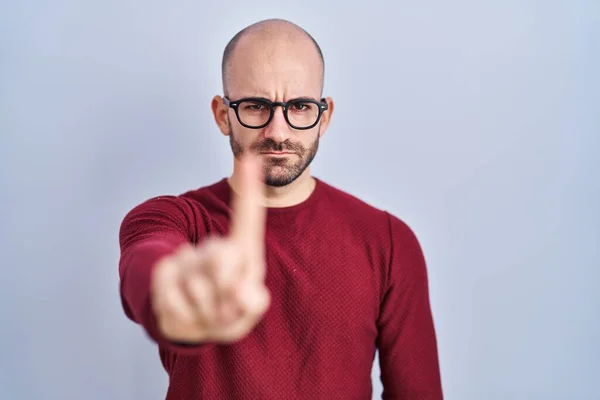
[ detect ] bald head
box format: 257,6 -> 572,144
221,19 -> 325,96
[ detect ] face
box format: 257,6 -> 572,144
227,117 -> 321,187
212,32 -> 334,187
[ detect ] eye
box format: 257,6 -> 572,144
244,102 -> 266,111
291,102 -> 313,112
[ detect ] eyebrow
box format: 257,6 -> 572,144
291,96 -> 320,102
237,96 -> 321,102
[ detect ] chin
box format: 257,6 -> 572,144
265,178 -> 293,188
261,154 -> 314,187
264,167 -> 301,187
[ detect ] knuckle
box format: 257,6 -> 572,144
158,295 -> 177,319
156,314 -> 174,336
153,258 -> 173,280
201,236 -> 222,256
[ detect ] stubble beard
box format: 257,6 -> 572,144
228,126 -> 320,188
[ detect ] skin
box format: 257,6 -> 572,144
152,20 -> 333,344
152,154 -> 270,343
211,19 -> 335,208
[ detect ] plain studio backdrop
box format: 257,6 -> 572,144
1,1 -> 598,399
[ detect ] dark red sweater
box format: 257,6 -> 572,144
118,177 -> 443,399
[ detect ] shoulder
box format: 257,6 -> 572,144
119,179 -> 227,237
316,178 -> 392,227
123,179 -> 227,217
317,178 -> 387,217
316,178 -> 421,246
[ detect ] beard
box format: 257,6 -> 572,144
229,126 -> 320,187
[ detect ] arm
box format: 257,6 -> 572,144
118,195 -> 211,355
377,212 -> 444,399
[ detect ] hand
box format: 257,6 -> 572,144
150,154 -> 270,344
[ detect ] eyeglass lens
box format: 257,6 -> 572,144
236,100 -> 320,128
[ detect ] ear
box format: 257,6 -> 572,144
317,97 -> 335,138
211,95 -> 231,136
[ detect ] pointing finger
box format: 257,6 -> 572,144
230,153 -> 266,264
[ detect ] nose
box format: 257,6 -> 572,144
262,106 -> 291,141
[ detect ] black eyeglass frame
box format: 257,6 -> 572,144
223,96 -> 329,130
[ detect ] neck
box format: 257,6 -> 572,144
228,162 -> 316,208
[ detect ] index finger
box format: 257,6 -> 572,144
229,153 -> 266,261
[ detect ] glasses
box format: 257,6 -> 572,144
223,96 -> 328,130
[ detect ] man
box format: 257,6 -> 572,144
118,18 -> 444,399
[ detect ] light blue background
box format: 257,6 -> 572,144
1,1 -> 598,399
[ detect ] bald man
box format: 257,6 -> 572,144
118,19 -> 444,400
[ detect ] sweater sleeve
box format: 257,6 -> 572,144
118,195 -> 214,355
377,212 -> 444,399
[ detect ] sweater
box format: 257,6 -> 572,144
118,177 -> 443,399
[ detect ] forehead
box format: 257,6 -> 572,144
226,36 -> 323,99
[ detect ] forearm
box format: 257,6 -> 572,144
378,286 -> 443,399
119,237 -> 179,325
378,212 -> 444,398
119,235 -> 214,355
118,195 -> 216,353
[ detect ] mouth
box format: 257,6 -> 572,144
260,151 -> 295,156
